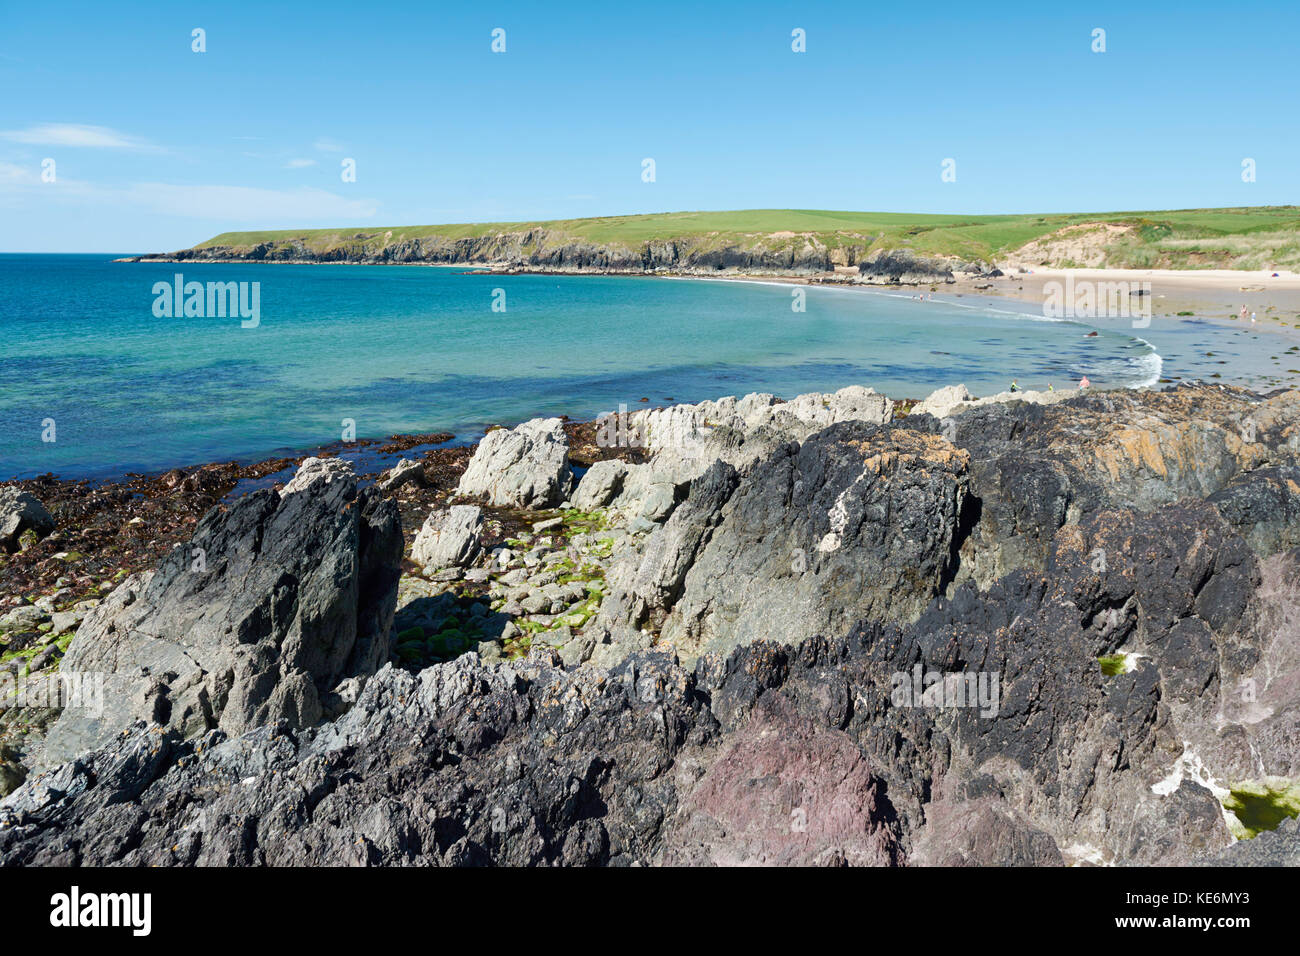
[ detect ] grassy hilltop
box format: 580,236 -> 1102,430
194,206 -> 1300,270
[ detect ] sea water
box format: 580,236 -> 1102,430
0,255 -> 1165,479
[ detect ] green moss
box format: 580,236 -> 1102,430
589,537 -> 616,559
1098,654 -> 1128,676
560,508 -> 608,534
1222,779 -> 1300,838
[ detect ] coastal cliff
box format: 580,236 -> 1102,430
123,227 -> 982,284
120,206 -> 1300,279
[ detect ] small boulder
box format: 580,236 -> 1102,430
0,487 -> 55,554
573,460 -> 628,510
378,458 -> 425,491
411,505 -> 483,571
913,384 -> 974,420
0,605 -> 48,630
457,418 -> 573,509
280,456 -> 353,497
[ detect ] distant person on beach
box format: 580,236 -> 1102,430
1048,383 -> 1054,392
1240,305 -> 1249,320
1009,380 -> 1019,392
1079,375 -> 1090,388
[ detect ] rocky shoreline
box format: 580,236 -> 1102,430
3,379 -> 1300,866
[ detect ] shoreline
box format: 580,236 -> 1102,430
119,253 -> 1300,329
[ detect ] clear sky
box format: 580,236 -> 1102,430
1,0 -> 1296,251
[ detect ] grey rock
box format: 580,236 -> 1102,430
573,460 -> 628,510
378,458 -> 425,491
0,486 -> 55,554
0,605 -> 49,630
49,609 -> 86,636
411,505 -> 483,571
456,418 -> 573,509
38,470 -> 402,769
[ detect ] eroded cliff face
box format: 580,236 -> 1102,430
3,384 -> 1299,866
127,229 -> 993,282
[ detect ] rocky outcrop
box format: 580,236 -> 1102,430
36,460 -> 402,768
599,424 -> 971,662
4,486 -> 1291,865
127,228 -> 1024,284
912,382 -> 1079,420
0,487 -> 54,553
4,382 -> 1300,867
130,228 -> 860,276
456,418 -> 573,509
858,250 -> 955,284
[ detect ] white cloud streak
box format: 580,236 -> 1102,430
0,123 -> 158,150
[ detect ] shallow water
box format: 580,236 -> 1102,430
0,255 -> 1178,479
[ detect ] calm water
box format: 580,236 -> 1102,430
0,255 -> 1161,479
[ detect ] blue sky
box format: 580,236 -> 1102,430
1,0 -> 1296,251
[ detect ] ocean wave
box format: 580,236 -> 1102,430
1128,337 -> 1163,389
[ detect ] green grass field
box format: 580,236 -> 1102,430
195,206 -> 1300,270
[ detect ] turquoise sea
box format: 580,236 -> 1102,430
0,255 -> 1164,479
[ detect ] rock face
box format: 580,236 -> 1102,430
37,461 -> 402,769
0,487 -> 55,553
136,231 -> 1003,285
456,418 -> 573,509
600,424 -> 970,662
858,250 -> 955,284
596,386 -> 894,524
5,382 -> 1300,867
410,505 -> 483,571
